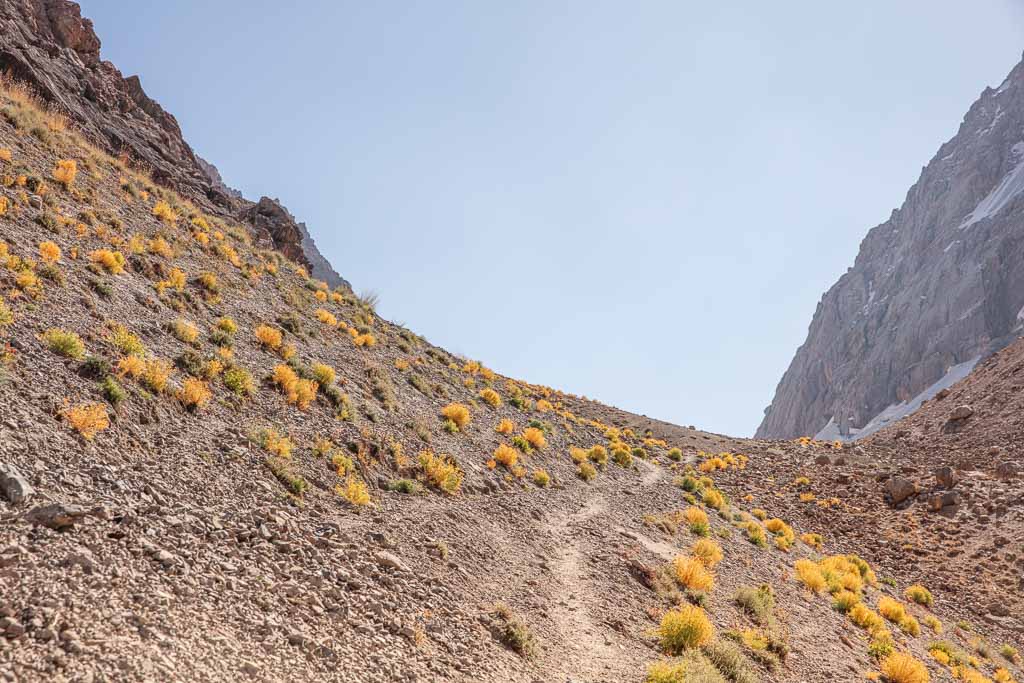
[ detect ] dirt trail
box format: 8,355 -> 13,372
539,460 -> 669,682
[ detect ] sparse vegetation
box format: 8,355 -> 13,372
905,584 -> 933,607
880,652 -> 929,683
441,403 -> 471,431
64,402 -> 109,439
418,450 -> 463,493
657,605 -> 714,654
44,328 -> 85,359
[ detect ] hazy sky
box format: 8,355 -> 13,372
81,1 -> 1024,436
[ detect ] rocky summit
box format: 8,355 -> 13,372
0,2 -> 1021,683
760,54 -> 1024,441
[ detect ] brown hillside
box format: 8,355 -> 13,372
0,19 -> 1020,683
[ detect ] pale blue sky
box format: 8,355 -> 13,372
81,1 -> 1024,436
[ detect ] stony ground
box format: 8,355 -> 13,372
0,79 -> 1021,683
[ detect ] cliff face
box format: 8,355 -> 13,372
758,55 -> 1024,440
0,0 -> 347,288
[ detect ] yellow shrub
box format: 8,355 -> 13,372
89,249 -> 125,274
153,200 -> 178,224
657,605 -> 714,654
198,271 -> 217,292
165,267 -> 186,292
278,343 -> 296,360
702,488 -> 725,510
255,324 -> 283,350
849,604 -> 887,635
312,363 -> 335,386
922,615 -> 942,634
260,429 -> 292,457
14,267 -> 38,294
0,196 -> 7,216
928,649 -> 950,666
418,450 -> 463,493
117,354 -> 145,378
684,506 -> 709,534
441,403 -> 471,430
43,328 -> 85,359
536,399 -> 553,412
107,323 -> 144,355
494,443 -> 519,469
880,653 -> 929,683
800,532 -> 823,550
522,427 -> 546,450
315,308 -> 337,326
177,378 -> 212,409
752,508 -> 767,520
690,538 -> 723,567
645,660 -> 687,683
148,236 -> 173,258
202,359 -> 224,379
216,317 -> 237,334
394,358 -> 410,371
878,597 -> 907,624
833,589 -> 860,612
496,418 -> 514,434
353,333 -> 376,347
899,615 -> 920,636
171,319 -> 199,343
53,159 -> 77,187
141,358 -> 172,392
577,461 -> 597,481
339,475 -> 371,506
532,469 -> 550,487
64,402 -> 109,439
905,585 -> 933,607
675,557 -> 716,593
0,148 -> 9,162
38,241 -> 60,263
588,444 -> 609,466
479,388 -> 501,407
794,559 -> 827,593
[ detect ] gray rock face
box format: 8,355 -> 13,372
0,0 -> 346,289
759,54 -> 1024,439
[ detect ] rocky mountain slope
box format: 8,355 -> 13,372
0,0 -> 345,288
0,4 -> 1021,683
758,54 -> 1024,441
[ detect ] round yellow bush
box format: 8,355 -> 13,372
880,652 -> 929,683
657,605 -> 714,654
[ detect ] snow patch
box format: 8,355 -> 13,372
817,357 -> 981,442
960,142 -> 1024,228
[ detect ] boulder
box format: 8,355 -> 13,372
934,466 -> 959,489
885,477 -> 918,505
0,463 -> 34,505
926,491 -> 960,512
24,503 -> 88,530
949,405 -> 974,421
995,461 -> 1019,480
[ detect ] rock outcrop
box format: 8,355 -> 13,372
0,0 -> 345,287
759,54 -> 1024,439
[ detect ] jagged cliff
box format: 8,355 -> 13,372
0,0 -> 346,288
758,54 -> 1024,440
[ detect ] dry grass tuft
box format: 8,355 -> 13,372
880,652 -> 929,683
657,605 -> 714,654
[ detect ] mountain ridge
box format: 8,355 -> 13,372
0,0 -> 346,289
759,53 -> 1024,440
